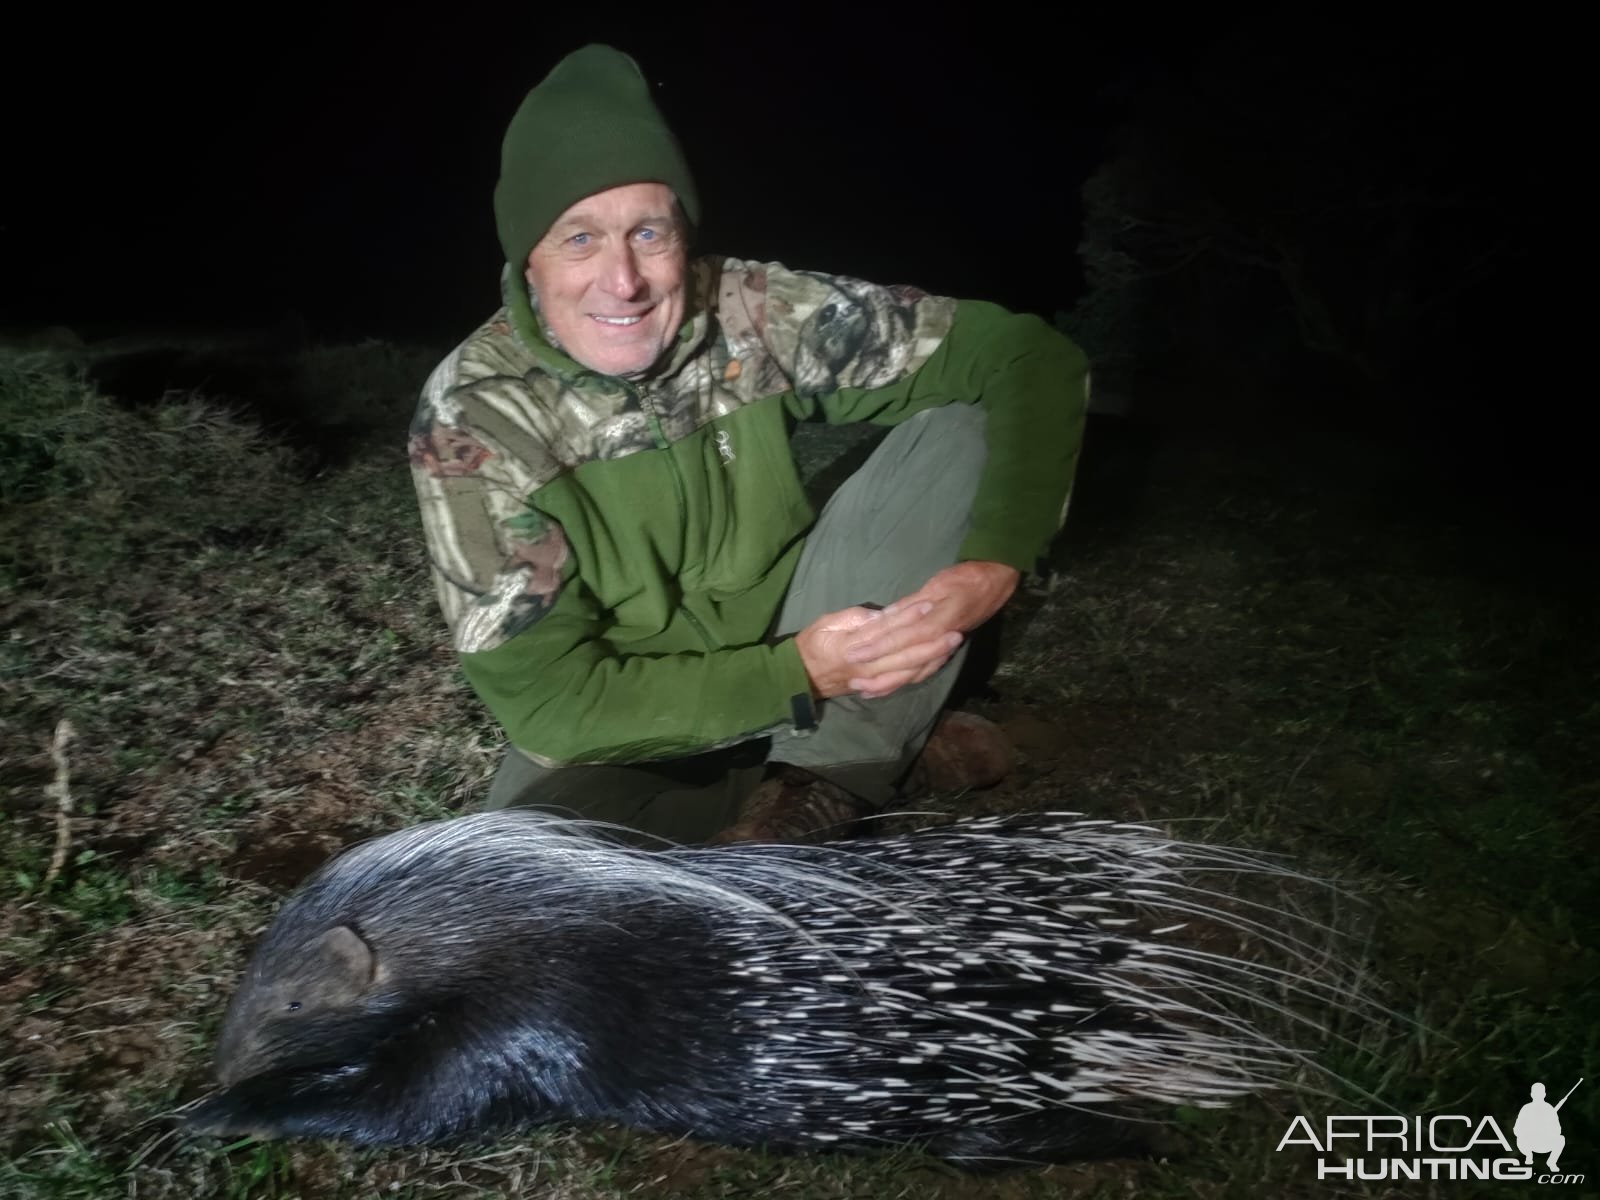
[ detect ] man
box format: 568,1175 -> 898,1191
1514,1081 -> 1572,1173
409,44 -> 1088,844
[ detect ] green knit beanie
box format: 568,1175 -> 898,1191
493,45 -> 700,272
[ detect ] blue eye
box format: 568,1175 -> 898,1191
571,232 -> 590,247
637,228 -> 656,242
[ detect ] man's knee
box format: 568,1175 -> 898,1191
886,403 -> 987,465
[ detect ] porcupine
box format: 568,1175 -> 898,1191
187,809 -> 1359,1163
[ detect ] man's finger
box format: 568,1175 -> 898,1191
815,606 -> 885,635
843,601 -> 944,662
879,588 -> 932,618
852,637 -> 962,697
850,632 -> 961,680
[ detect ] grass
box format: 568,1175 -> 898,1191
0,343 -> 1593,1198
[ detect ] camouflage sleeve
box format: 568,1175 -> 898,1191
723,261 -> 1088,574
714,261 -> 959,400
408,335 -> 573,655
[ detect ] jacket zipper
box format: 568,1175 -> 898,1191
630,382 -> 717,651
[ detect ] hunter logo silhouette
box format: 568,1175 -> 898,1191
1515,1078 -> 1581,1172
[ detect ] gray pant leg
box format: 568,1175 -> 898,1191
768,404 -> 988,803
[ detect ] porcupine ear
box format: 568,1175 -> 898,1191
301,925 -> 377,1003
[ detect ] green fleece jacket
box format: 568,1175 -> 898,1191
409,257 -> 1088,766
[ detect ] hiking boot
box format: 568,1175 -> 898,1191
708,765 -> 873,845
902,711 -> 1015,797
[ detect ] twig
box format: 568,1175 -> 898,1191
43,717 -> 77,887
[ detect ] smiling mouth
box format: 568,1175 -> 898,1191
590,313 -> 647,326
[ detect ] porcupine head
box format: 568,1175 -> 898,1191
183,843 -> 565,1151
186,917 -> 390,1140
183,819 -> 749,1148
214,924 -> 376,1086
187,877 -> 557,1149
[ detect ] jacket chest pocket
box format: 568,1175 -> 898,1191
690,417 -> 812,596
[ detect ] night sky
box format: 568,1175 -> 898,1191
8,11 -> 1247,344
1,7 -> 1567,499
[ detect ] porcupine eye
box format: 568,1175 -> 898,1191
285,1001 -> 302,1013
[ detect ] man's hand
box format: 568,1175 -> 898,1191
841,561 -> 1021,700
794,604 -> 956,700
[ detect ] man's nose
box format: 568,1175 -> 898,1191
599,242 -> 645,297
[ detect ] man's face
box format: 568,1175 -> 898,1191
523,182 -> 687,378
